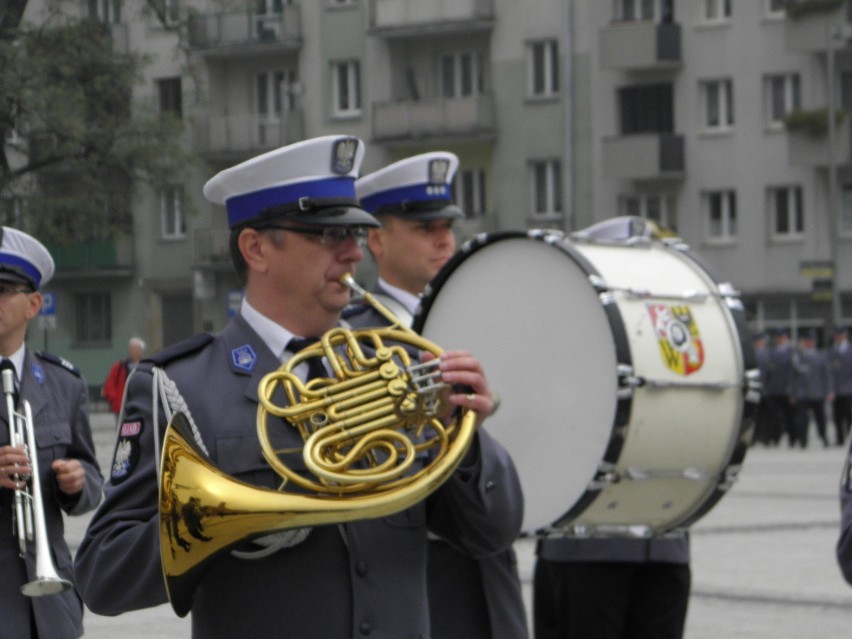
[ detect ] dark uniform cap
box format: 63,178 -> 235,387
799,328 -> 817,341
772,327 -> 791,338
203,135 -> 380,229
0,227 -> 55,290
355,151 -> 464,221
834,326 -> 849,336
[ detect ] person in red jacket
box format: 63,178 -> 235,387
101,337 -> 145,416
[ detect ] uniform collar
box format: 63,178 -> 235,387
377,278 -> 420,315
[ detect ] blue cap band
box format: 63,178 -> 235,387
226,177 -> 357,227
359,183 -> 452,213
0,252 -> 41,288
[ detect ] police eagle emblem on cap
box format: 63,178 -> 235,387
428,159 -> 450,185
331,137 -> 359,175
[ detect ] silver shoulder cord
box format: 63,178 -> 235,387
148,366 -> 310,557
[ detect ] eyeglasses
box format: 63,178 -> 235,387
0,284 -> 32,298
258,224 -> 368,248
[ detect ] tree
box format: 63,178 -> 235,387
0,2 -> 193,245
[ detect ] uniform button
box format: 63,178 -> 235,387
359,621 -> 372,635
485,480 -> 496,491
356,561 -> 368,576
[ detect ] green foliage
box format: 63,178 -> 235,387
0,12 -> 194,245
782,0 -> 846,20
783,108 -> 846,137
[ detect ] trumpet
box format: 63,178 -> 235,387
2,367 -> 72,597
159,272 -> 478,616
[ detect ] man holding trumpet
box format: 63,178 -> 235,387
0,227 -> 102,639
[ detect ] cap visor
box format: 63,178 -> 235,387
283,207 -> 380,227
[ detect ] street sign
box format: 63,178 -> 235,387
39,291 -> 56,316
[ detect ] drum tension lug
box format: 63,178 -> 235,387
617,364 -> 643,389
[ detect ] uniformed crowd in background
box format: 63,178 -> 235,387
753,326 -> 852,449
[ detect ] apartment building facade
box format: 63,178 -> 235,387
12,0 -> 852,390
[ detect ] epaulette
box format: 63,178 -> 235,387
145,333 -> 214,366
35,351 -> 82,377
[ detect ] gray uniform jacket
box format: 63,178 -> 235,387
837,444 -> 852,584
74,314 -> 524,639
829,344 -> 852,397
345,288 -> 529,639
764,343 -> 794,397
791,347 -> 834,401
0,349 -> 103,639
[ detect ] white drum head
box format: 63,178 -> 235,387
417,234 -> 618,533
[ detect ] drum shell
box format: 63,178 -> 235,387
415,230 -> 755,536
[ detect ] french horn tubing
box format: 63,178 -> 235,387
159,273 -> 478,617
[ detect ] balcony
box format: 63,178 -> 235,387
193,227 -> 232,268
372,94 -> 495,143
599,21 -> 681,71
602,133 -> 685,181
193,110 -> 305,159
187,6 -> 301,55
370,0 -> 494,37
784,1 -> 850,52
48,238 -> 134,277
787,116 -> 852,166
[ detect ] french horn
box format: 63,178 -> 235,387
159,273 -> 478,616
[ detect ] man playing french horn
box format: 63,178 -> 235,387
74,136 -> 524,639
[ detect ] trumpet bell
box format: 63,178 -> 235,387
21,576 -> 72,597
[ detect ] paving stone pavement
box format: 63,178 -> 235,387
65,413 -> 852,637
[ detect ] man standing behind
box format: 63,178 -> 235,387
101,337 -> 145,418
0,227 -> 103,639
829,326 -> 852,447
349,151 -> 528,639
791,329 -> 834,448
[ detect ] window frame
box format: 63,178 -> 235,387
703,189 -> 738,242
75,292 -> 112,346
619,193 -> 677,231
765,73 -> 800,129
702,0 -> 731,22
160,186 -> 186,241
441,51 -> 483,99
530,159 -> 563,218
701,78 -> 734,131
527,39 -> 559,99
768,185 -> 805,240
456,167 -> 487,218
331,60 -> 362,118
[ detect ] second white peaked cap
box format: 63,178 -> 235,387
0,227 -> 55,289
203,135 -> 379,229
355,151 -> 464,220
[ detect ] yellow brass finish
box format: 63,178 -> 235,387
159,273 -> 477,617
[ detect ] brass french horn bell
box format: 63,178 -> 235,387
159,273 -> 478,617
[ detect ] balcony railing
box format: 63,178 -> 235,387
372,94 -> 495,142
47,237 -> 134,273
602,133 -> 685,181
599,21 -> 681,71
784,2 -> 851,52
370,0 -> 493,34
193,110 -> 305,156
187,6 -> 301,51
787,117 -> 852,166
193,227 -> 232,266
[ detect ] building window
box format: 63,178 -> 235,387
528,40 -> 559,98
765,0 -> 785,18
703,0 -> 731,21
620,194 -> 677,231
331,60 -> 361,117
530,160 -> 562,216
765,74 -> 800,127
702,79 -> 733,129
769,186 -> 804,238
456,168 -> 487,218
161,187 -> 186,240
441,52 -> 483,99
0,197 -> 24,228
157,77 -> 182,118
75,293 -> 111,345
704,190 -> 737,240
88,0 -> 122,23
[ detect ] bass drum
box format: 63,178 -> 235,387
414,220 -> 759,537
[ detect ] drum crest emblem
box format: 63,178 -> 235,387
646,303 -> 704,376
